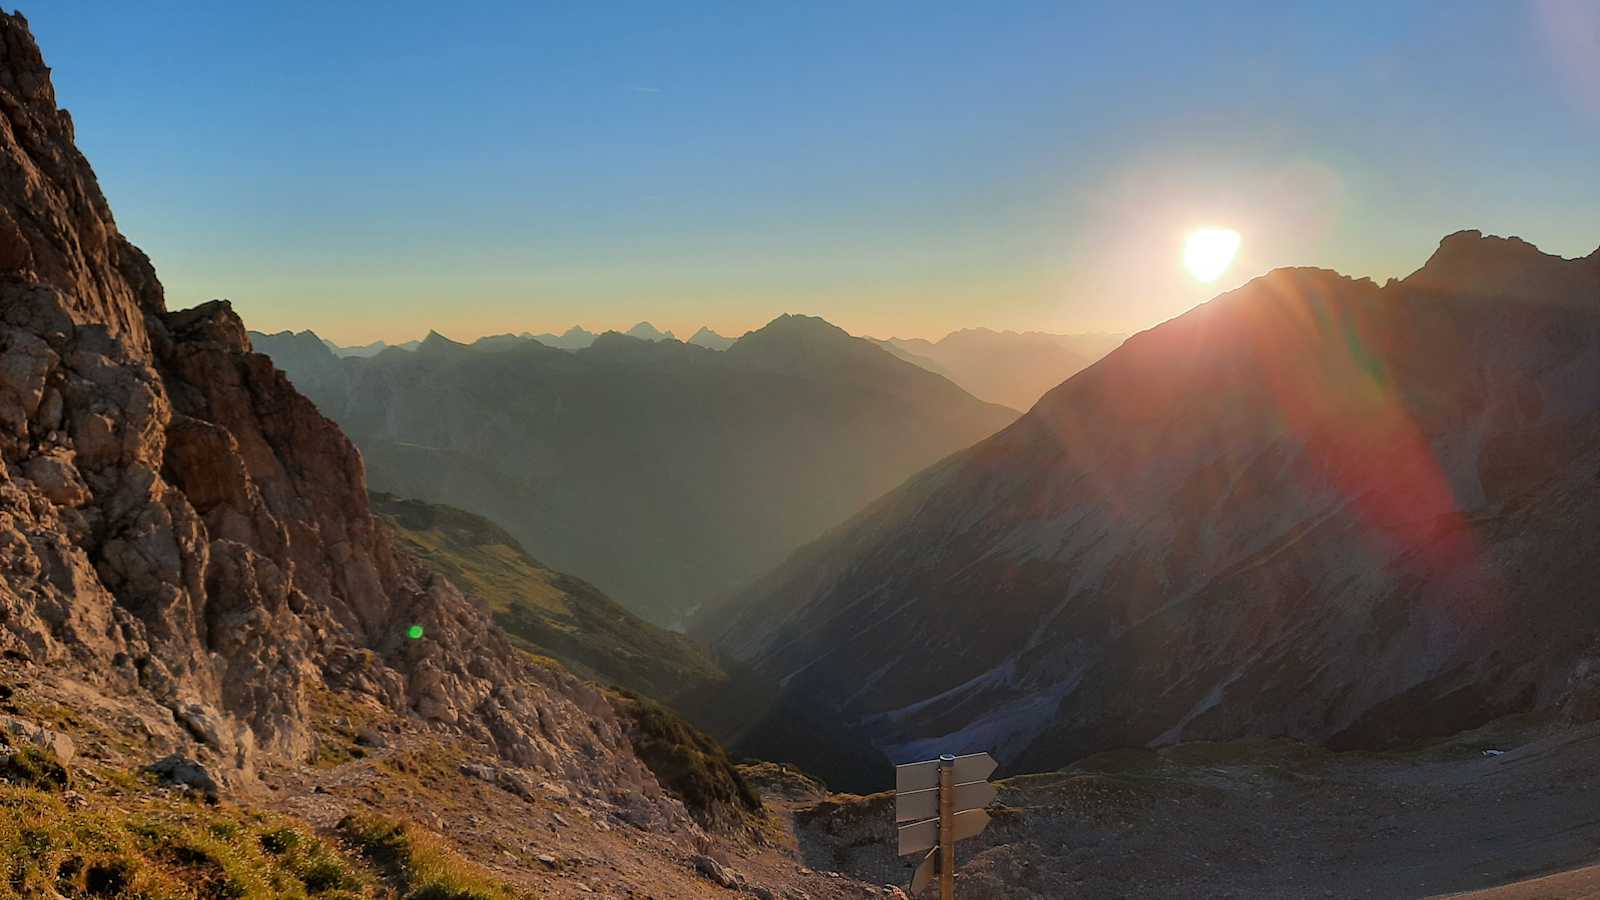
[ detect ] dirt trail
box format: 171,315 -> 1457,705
1449,863 -> 1600,899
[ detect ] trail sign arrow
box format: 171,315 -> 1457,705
895,780 -> 998,823
950,808 -> 990,842
896,808 -> 992,856
895,751 -> 998,898
898,817 -> 938,857
910,848 -> 936,894
895,752 -> 997,793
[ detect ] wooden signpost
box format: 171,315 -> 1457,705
895,752 -> 997,898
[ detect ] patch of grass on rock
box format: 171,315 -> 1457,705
607,689 -> 763,835
0,745 -> 70,791
0,783 -> 370,898
337,812 -> 526,899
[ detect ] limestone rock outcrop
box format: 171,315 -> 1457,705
0,10 -> 671,816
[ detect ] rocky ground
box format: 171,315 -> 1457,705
0,657 -> 899,899
262,706 -> 902,899
18,646 -> 1600,900
785,715 -> 1600,899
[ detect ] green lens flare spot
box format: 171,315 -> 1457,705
406,624 -> 424,640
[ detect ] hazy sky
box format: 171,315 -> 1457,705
25,2 -> 1600,344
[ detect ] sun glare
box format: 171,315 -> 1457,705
1183,227 -> 1241,283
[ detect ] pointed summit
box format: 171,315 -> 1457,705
723,313 -> 1007,409
625,321 -> 675,342
687,326 -> 734,350
725,315 -> 857,363
416,329 -> 469,355
529,325 -> 596,350
739,313 -> 852,344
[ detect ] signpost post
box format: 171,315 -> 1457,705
938,756 -> 955,900
894,751 -> 997,899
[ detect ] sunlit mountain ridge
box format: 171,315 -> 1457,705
702,231 -> 1600,786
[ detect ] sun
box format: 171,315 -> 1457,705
1183,227 -> 1241,283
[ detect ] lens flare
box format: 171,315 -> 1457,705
1184,228 -> 1242,283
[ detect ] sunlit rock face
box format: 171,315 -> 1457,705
0,11 -> 676,814
710,231 -> 1600,784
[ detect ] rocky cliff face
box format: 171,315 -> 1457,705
709,231 -> 1600,784
0,10 -> 670,816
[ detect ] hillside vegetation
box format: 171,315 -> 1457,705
0,777 -> 523,900
371,492 -> 727,704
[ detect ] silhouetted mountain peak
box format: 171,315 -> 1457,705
688,326 -> 735,349
626,321 -> 675,341
470,332 -> 527,349
416,329 -> 469,355
1177,267 -> 1374,334
251,328 -> 338,361
1402,229 -> 1592,303
527,325 -> 596,350
590,330 -> 645,346
584,330 -> 678,361
739,313 -> 853,347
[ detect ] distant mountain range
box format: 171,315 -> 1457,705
320,322 -> 737,356
701,231 -> 1600,786
318,326 -> 1115,407
528,325 -> 597,349
252,314 -> 1017,626
873,329 -> 1125,410
321,336 -> 419,357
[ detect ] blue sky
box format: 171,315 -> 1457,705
22,2 -> 1600,343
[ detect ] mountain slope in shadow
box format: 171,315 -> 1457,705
875,328 -> 1126,410
708,232 -> 1600,787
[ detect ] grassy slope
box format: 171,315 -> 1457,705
370,492 -> 726,703
369,491 -> 894,822
0,766 -> 525,900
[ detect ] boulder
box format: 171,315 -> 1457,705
0,715 -> 74,766
693,853 -> 742,889
145,754 -> 218,796
22,452 -> 88,506
354,727 -> 387,748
